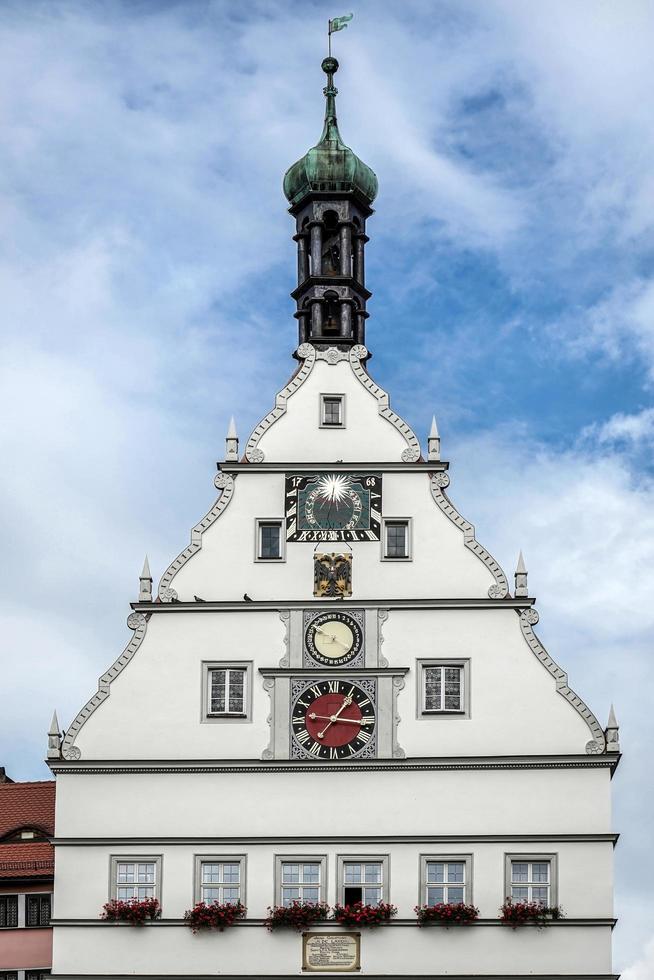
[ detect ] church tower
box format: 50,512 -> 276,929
48,53 -> 618,980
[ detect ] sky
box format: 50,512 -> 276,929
0,0 -> 653,972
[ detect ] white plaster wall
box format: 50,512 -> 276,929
255,359 -> 411,462
53,921 -> 613,976
167,471 -> 494,601
72,604 -> 595,760
53,840 -> 613,920
54,770 -> 611,838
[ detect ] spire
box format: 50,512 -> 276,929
283,57 -> 378,352
47,710 -> 61,759
606,703 -> 620,753
514,551 -> 528,598
139,555 -> 153,602
428,416 -> 440,461
225,416 -> 239,462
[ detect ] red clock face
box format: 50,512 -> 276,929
291,679 -> 376,760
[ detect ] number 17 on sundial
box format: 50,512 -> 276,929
285,473 -> 382,542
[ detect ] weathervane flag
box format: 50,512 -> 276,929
329,13 -> 353,33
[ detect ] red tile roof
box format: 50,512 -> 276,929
0,841 -> 54,878
0,780 -> 55,839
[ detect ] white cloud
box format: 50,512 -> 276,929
584,407 -> 654,446
622,934 -> 654,980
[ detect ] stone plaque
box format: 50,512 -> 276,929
302,932 -> 361,973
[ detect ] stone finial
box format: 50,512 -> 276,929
47,710 -> 62,760
605,703 -> 620,753
225,416 -> 239,462
514,551 -> 528,598
139,556 -> 153,602
427,416 -> 440,462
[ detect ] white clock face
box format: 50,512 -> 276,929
304,611 -> 364,667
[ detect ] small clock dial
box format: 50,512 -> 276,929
285,472 -> 382,542
305,611 -> 363,667
291,679 -> 376,761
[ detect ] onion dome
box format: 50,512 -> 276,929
283,57 -> 378,208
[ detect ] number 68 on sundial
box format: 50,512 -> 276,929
285,472 -> 382,542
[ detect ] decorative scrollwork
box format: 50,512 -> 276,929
63,745 -> 81,761
432,471 -> 450,489
158,474 -> 235,600
401,447 -> 421,462
348,347 -> 422,462
244,346 -> 317,462
519,610 -> 606,752
247,448 -> 265,463
127,612 -> 146,631
297,343 -> 314,359
351,344 -> 368,360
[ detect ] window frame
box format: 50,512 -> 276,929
419,854 -> 473,906
193,854 -> 247,906
336,854 -> 390,906
381,518 -> 412,561
504,853 -> 558,906
319,393 -> 346,429
0,894 -> 19,929
417,659 -> 470,719
254,518 -> 286,562
25,892 -> 51,928
274,855 -> 328,907
109,855 -> 162,903
201,661 -> 253,724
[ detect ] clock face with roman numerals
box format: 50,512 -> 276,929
291,679 -> 376,761
285,473 -> 382,542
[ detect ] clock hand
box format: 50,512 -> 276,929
309,713 -> 373,726
317,693 -> 353,739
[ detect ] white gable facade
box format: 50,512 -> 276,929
48,54 -> 619,980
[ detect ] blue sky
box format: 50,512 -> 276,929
1,0 -> 653,974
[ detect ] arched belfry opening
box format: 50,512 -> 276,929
283,56 -> 377,354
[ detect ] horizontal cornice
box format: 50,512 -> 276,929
218,461 -> 449,473
47,753 -> 619,775
48,974 -> 621,980
51,833 -> 619,846
259,666 -> 409,677
131,597 -> 536,612
51,917 -> 617,929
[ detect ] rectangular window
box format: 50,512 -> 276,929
26,893 -> 51,927
510,860 -> 551,905
424,859 -> 468,905
26,973 -> 50,980
256,519 -> 284,561
0,895 -> 18,928
423,664 -> 464,712
208,667 -> 247,716
110,856 -> 161,902
320,394 -> 345,428
383,519 -> 410,559
337,855 -> 389,906
275,855 -> 327,907
198,859 -> 243,904
1,973 -> 19,980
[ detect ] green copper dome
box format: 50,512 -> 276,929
283,57 -> 378,207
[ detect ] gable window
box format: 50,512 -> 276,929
421,856 -> 472,905
337,855 -> 389,906
26,894 -> 51,927
507,856 -> 556,905
382,518 -> 411,560
0,895 -> 18,928
256,519 -> 284,561
320,394 -> 345,428
276,855 -> 327,906
110,856 -> 161,902
420,662 -> 467,715
195,856 -> 245,905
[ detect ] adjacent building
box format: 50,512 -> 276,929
0,772 -> 54,980
47,54 -> 620,979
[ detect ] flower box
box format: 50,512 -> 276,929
415,902 -> 479,926
184,900 -> 246,933
265,901 -> 331,932
499,899 -> 564,928
332,901 -> 397,928
101,898 -> 161,924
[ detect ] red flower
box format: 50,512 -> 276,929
183,901 -> 246,934
332,902 -> 397,929
101,898 -> 161,924
414,902 -> 479,926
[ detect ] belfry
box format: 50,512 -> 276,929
284,57 -> 377,348
47,48 -> 618,980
